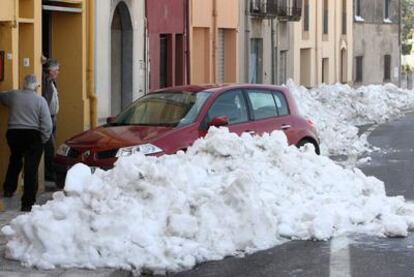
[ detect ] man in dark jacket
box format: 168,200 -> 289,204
0,75 -> 52,211
42,59 -> 60,182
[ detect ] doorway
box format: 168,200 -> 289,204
111,2 -> 133,116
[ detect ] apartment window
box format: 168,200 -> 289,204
342,0 -> 347,34
384,0 -> 390,19
355,56 -> 363,83
356,0 -> 361,17
303,0 -> 309,32
384,55 -> 391,81
323,0 -> 328,34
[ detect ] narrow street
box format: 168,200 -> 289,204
1,113 -> 414,277
167,112 -> 414,277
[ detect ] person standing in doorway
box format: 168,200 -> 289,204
0,75 -> 52,211
42,59 -> 60,182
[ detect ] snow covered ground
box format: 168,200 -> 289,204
288,81 -> 414,156
3,127 -> 414,274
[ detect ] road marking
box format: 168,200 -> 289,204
330,236 -> 352,277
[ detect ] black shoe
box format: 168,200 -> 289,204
21,206 -> 32,212
3,191 -> 14,198
45,175 -> 56,182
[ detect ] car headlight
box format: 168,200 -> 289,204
56,143 -> 71,156
116,144 -> 163,157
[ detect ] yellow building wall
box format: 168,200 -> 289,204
0,0 -> 94,192
292,0 -> 353,87
191,0 -> 213,28
0,0 -> 15,21
216,0 -> 239,29
0,0 -> 42,191
189,0 -> 239,84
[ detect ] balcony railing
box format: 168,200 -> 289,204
250,0 -> 278,19
249,0 -> 303,21
277,0 -> 303,22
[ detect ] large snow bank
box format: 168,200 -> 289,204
3,128 -> 414,274
288,81 -> 414,155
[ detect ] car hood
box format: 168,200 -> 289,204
66,125 -> 175,149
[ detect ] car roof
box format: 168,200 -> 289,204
150,84 -> 288,94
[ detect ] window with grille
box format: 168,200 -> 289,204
323,0 -> 328,34
356,0 -> 361,17
384,0 -> 390,19
160,34 -> 172,88
342,0 -> 347,34
217,29 -> 225,83
355,56 -> 363,83
249,38 -> 263,84
384,55 -> 391,81
303,0 -> 309,32
322,58 -> 329,83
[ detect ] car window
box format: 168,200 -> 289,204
273,91 -> 289,116
207,90 -> 248,124
247,90 -> 278,120
113,92 -> 211,127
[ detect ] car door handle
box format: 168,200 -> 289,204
280,124 -> 291,130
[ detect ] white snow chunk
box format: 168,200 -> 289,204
64,163 -> 92,193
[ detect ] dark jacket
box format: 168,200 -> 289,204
42,74 -> 58,117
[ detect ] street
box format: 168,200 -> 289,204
164,112 -> 414,277
1,113 -> 414,277
0,0 -> 413,276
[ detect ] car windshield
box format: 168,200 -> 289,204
111,91 -> 211,127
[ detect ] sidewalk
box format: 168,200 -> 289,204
0,183 -> 132,277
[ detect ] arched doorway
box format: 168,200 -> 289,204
111,2 -> 133,116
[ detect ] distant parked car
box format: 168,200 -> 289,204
54,84 -> 320,188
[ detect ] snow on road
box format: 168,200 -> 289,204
3,127 -> 414,274
289,81 -> 414,155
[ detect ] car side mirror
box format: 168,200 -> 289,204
106,116 -> 116,124
208,116 -> 229,127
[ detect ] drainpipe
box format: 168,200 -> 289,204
334,0 -> 337,83
271,18 -> 275,84
87,0 -> 97,128
245,0 -> 250,82
144,17 -> 148,94
399,0 -> 402,87
315,0 -> 319,86
185,0 -> 191,84
212,0 -> 217,83
13,0 -> 17,27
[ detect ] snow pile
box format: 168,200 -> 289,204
3,128 -> 414,273
288,81 -> 414,155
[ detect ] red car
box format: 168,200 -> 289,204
54,84 -> 320,188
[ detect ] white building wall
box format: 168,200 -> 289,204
95,0 -> 146,124
287,0 -> 353,87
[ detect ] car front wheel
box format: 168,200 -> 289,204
296,139 -> 320,155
